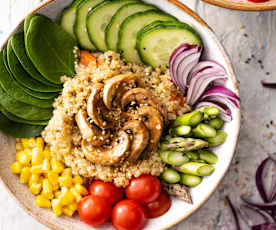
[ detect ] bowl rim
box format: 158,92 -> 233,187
201,0 -> 276,11
0,0 -> 241,229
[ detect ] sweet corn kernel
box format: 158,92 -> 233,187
29,174 -> 40,186
55,191 -> 62,198
60,189 -> 75,206
21,138 -> 30,149
51,158 -> 64,173
32,148 -> 44,165
10,162 -> 23,174
63,207 -> 75,217
42,179 -> 54,199
47,171 -> 59,188
35,195 -> 51,208
51,199 -> 63,216
62,168 -> 72,177
29,183 -> 42,195
20,167 -> 31,184
70,188 -> 82,203
42,159 -> 51,171
30,165 -> 43,174
43,148 -> 51,159
74,184 -> 88,196
58,175 -> 73,188
67,203 -> 78,212
35,137 -> 44,152
16,151 -> 32,166
16,143 -> 23,151
73,175 -> 83,185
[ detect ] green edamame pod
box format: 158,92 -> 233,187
161,168 -> 181,183
174,162 -> 215,176
167,151 -> 189,166
208,117 -> 224,129
203,106 -> 220,117
181,174 -> 202,187
169,125 -> 192,137
185,151 -> 199,160
198,149 -> 218,164
193,123 -> 217,138
206,130 -> 227,147
174,111 -> 203,127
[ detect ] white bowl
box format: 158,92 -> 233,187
0,0 -> 240,229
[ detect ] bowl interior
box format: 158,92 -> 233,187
202,0 -> 276,11
0,0 -> 240,229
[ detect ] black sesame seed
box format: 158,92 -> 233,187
266,72 -> 270,75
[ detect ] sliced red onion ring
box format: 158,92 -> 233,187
241,196 -> 276,211
226,196 -> 241,230
252,223 -> 276,230
201,85 -> 240,102
261,80 -> 276,88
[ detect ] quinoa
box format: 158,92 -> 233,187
42,51 -> 191,187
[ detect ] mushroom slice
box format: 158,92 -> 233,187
122,120 -> 150,163
121,88 -> 168,125
75,109 -> 110,146
131,106 -> 164,152
87,83 -> 112,129
82,130 -> 131,166
103,74 -> 143,110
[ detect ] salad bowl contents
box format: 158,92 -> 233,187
0,0 -> 240,229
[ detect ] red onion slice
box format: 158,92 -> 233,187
226,196 -> 241,230
201,85 -> 240,102
241,196 -> 276,211
252,223 -> 276,230
261,80 -> 276,88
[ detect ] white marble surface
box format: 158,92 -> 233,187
1,0 -> 276,230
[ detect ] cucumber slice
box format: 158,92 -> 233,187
87,0 -> 137,52
74,0 -> 104,50
118,10 -> 177,64
136,21 -> 202,68
60,0 -> 83,39
105,2 -> 156,51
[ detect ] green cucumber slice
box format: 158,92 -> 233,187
118,10 -> 177,64
10,33 -> 62,89
0,84 -> 52,121
60,0 -> 83,39
87,0 -> 137,52
105,2 -> 156,51
2,47 -> 58,100
74,0 -> 104,50
0,51 -> 54,108
0,112 -> 44,138
25,15 -> 76,84
136,21 -> 202,68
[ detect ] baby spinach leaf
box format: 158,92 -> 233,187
0,112 -> 44,138
25,14 -> 77,84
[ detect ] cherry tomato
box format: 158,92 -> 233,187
112,200 -> 147,230
78,195 -> 111,226
88,180 -> 124,205
144,191 -> 171,218
126,175 -> 161,204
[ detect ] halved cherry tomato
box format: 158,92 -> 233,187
78,195 -> 111,226
112,199 -> 147,230
126,175 -> 161,204
144,191 -> 171,218
88,180 -> 124,205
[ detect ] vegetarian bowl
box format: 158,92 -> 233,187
0,0 -> 240,229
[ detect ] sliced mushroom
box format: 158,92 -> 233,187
121,88 -> 168,125
87,83 -> 112,129
131,106 -> 164,152
103,74 -> 143,110
82,130 -> 131,166
122,120 -> 150,163
75,109 -> 110,146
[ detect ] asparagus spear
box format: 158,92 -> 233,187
181,174 -> 202,187
174,162 -> 215,176
198,149 -> 218,164
169,125 -> 192,137
208,117 -> 224,129
206,130 -> 228,147
161,168 -> 181,183
193,123 -> 217,138
174,111 -> 203,127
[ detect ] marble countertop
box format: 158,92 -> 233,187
0,0 -> 276,229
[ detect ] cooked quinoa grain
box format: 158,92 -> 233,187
42,51 -> 191,187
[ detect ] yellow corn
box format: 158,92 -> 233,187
67,203 -> 78,212
30,165 -> 43,174
43,148 -> 51,159
42,179 -> 54,199
16,151 -> 32,166
63,207 -> 75,217
51,158 -> 64,173
58,175 -> 73,188
74,184 -> 88,196
73,175 -> 83,185
29,174 -> 40,186
32,148 -> 44,165
70,188 -> 82,203
47,171 -> 59,190
19,167 -> 31,184
51,199 -> 63,216
55,191 -> 62,198
35,137 -> 44,152
62,168 -> 72,177
29,183 -> 42,195
21,138 -> 30,149
16,142 -> 23,151
42,159 -> 51,172
35,195 -> 51,208
10,162 -> 23,174
60,188 -> 75,206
